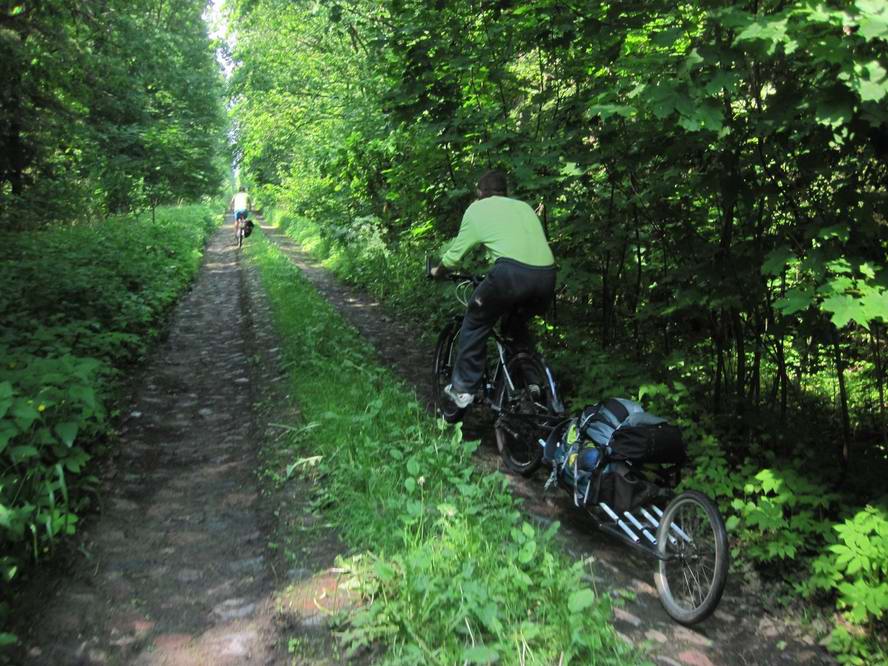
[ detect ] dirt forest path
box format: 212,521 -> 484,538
12,223 -> 345,665
260,222 -> 837,666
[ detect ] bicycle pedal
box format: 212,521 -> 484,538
544,469 -> 557,491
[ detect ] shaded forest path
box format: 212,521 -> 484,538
260,222 -> 837,666
13,223 -> 347,665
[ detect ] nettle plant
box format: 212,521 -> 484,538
0,351 -> 106,581
802,505 -> 888,665
727,468 -> 839,563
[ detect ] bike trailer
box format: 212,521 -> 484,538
543,420 -> 664,512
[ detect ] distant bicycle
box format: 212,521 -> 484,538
234,212 -> 254,249
428,260 -> 565,473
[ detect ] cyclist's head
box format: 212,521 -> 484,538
239,185 -> 246,192
476,170 -> 508,199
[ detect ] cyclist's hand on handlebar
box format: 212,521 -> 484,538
429,264 -> 449,281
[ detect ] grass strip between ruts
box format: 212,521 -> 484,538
247,230 -> 642,665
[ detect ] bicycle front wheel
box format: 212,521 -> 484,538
495,353 -> 550,476
432,319 -> 460,416
654,490 -> 729,625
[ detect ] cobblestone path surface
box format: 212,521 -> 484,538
260,222 -> 837,666
16,226 -> 290,665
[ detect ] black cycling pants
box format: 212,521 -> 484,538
451,258 -> 556,393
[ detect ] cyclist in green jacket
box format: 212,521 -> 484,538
431,169 -> 556,421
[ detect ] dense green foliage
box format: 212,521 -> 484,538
226,0 -> 887,658
0,205 -> 218,645
0,1 -> 226,225
248,230 -> 637,665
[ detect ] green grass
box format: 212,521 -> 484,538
246,229 -> 641,665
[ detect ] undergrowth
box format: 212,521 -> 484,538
247,230 -> 641,665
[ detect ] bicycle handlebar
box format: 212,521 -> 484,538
446,272 -> 482,284
425,256 -> 483,285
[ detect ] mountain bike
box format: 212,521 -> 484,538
428,262 -> 566,474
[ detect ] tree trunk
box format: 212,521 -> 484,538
777,331 -> 788,419
831,328 -> 851,477
632,208 -> 643,357
713,313 -> 725,414
601,249 -> 611,348
873,324 -> 887,446
732,308 -> 746,404
750,312 -> 762,407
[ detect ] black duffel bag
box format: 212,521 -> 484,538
609,422 -> 686,465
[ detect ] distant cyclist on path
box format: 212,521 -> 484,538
430,169 -> 556,420
230,186 -> 252,245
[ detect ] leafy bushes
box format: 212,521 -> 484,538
248,232 -> 636,664
274,208 -> 456,328
804,506 -> 888,665
0,205 -> 217,641
1,205 -> 214,363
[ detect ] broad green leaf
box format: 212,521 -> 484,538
478,602 -> 502,633
0,423 -> 15,454
373,560 -> 396,582
734,17 -> 789,54
462,645 -> 499,664
10,446 -> 39,462
651,28 -> 683,47
567,588 -> 596,613
815,99 -> 853,129
678,115 -> 701,132
684,103 -> 723,132
859,288 -> 888,323
517,540 -> 536,564
55,422 -> 79,448
859,263 -> 877,279
821,293 -> 867,328
817,225 -> 850,241
762,246 -> 794,276
587,104 -> 634,120
560,162 -> 583,177
857,0 -> 888,41
775,286 -> 815,315
827,259 -> 853,275
852,61 -> 888,102
12,402 -> 40,430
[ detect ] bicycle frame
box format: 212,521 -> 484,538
434,269 -> 565,429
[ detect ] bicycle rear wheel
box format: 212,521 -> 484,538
495,353 -> 551,476
654,490 -> 729,625
432,319 -> 460,416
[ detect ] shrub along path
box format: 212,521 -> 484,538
260,221 -> 837,666
12,223 -> 346,665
